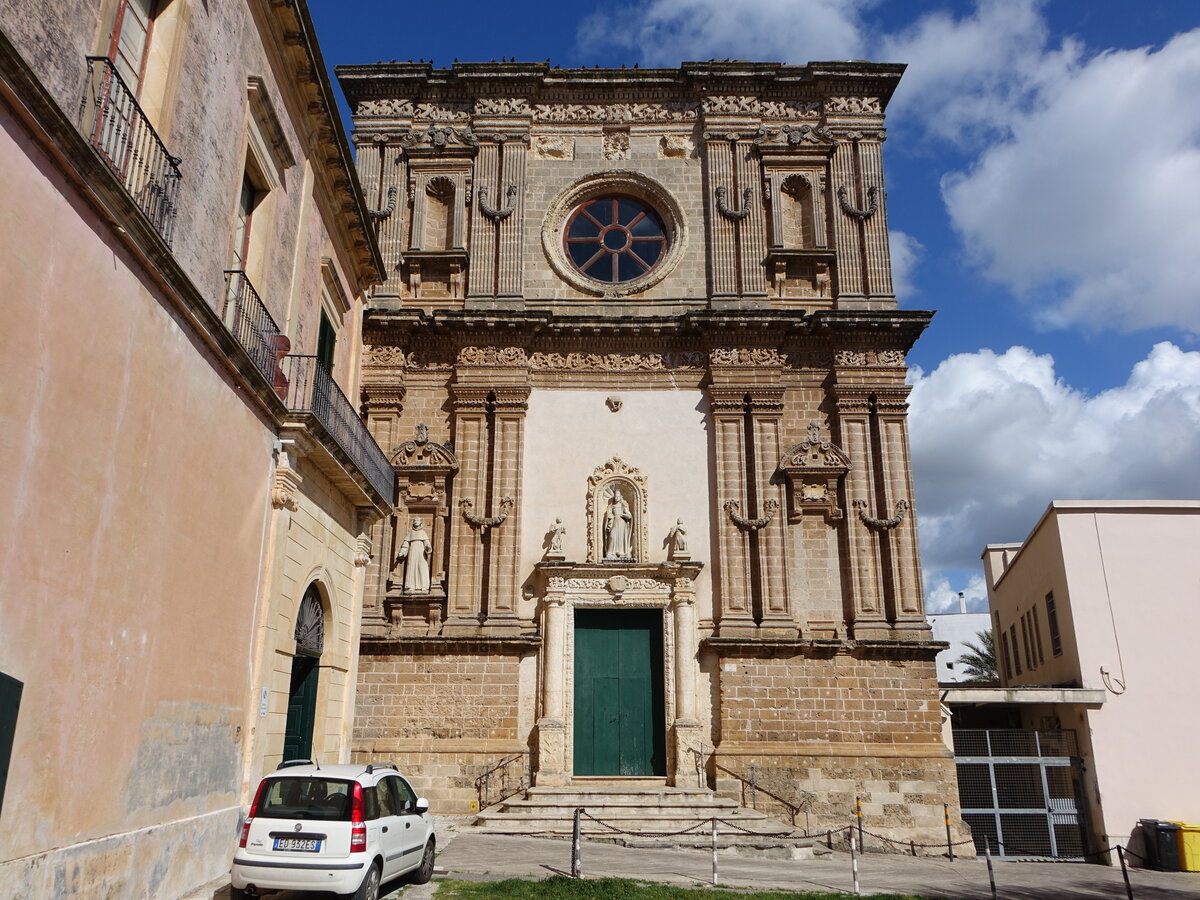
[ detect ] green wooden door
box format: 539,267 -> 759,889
573,609 -> 665,776
283,654 -> 319,761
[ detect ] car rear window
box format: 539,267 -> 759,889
258,777 -> 354,821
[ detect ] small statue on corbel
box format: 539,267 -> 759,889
546,518 -> 567,560
667,518 -> 690,561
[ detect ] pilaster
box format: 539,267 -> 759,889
484,385 -> 530,632
748,389 -> 793,635
709,386 -> 754,634
829,138 -> 864,299
535,590 -> 568,786
874,386 -> 927,634
445,385 -> 489,632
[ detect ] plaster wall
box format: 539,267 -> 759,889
927,612 -> 992,682
0,104 -> 271,881
986,503 -> 1200,846
519,388 -> 713,617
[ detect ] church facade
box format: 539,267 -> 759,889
339,60 -> 961,841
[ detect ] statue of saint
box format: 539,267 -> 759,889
396,517 -> 432,593
603,490 -> 633,560
668,518 -> 688,557
548,518 -> 566,554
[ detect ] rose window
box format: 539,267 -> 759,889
564,196 -> 669,283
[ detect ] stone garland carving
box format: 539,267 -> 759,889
478,184 -> 518,221
710,347 -> 786,367
475,97 -> 531,116
457,346 -> 528,366
714,185 -> 753,221
825,96 -> 883,115
529,351 -> 705,371
854,498 -> 909,530
837,184 -> 880,222
368,185 -> 398,221
460,496 -> 514,532
724,498 -> 779,530
533,102 -> 699,123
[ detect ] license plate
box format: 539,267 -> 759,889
273,837 -> 321,852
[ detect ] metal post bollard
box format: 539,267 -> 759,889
944,803 -> 954,861
749,765 -> 757,809
985,841 -> 997,900
1117,846 -> 1135,900
850,833 -> 860,895
572,807 -> 582,878
856,796 -> 864,851
711,817 -> 719,885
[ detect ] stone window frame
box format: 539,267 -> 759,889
541,171 -> 687,297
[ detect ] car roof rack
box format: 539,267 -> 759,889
277,758 -> 314,770
364,762 -> 399,774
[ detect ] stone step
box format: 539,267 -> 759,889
499,796 -> 743,811
475,812 -> 782,833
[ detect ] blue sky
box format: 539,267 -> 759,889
310,0 -> 1200,610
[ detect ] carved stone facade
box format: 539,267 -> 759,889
344,60 -> 964,845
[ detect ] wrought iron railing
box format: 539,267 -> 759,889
281,355 -> 393,502
80,57 -> 182,245
475,752 -> 530,811
714,760 -> 815,831
222,271 -> 288,390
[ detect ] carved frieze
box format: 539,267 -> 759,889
702,96 -> 821,118
356,99 -> 471,120
825,96 -> 883,115
602,130 -> 630,160
400,127 -> 478,150
834,349 -> 906,367
710,347 -> 787,367
364,345 -> 408,367
475,97 -> 531,116
529,351 -> 705,372
457,346 -> 528,366
533,102 -> 699,123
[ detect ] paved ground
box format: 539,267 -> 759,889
187,816 -> 1200,899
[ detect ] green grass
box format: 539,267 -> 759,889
434,875 -> 929,899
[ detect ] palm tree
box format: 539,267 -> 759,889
957,630 -> 998,682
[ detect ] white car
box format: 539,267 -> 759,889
231,761 -> 435,900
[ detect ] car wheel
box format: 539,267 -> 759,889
410,837 -> 436,885
351,862 -> 381,900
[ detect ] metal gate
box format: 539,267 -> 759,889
954,729 -> 1088,859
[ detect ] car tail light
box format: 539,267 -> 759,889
350,783 -> 366,852
239,780 -> 267,849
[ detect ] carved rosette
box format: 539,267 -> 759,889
586,456 -> 649,563
779,422 -> 852,522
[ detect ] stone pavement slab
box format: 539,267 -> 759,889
183,819 -> 1200,899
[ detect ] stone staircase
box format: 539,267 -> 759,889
472,781 -> 825,857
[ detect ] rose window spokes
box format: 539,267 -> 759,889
564,196 -> 668,283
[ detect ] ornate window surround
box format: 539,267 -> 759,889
541,171 -> 687,297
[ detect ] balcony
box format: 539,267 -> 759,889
222,270 -> 290,394
81,56 -> 181,245
282,355 -> 394,505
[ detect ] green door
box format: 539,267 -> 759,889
573,609 -> 665,776
283,654 -> 319,761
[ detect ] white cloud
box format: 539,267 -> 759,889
577,0 -> 874,67
924,573 -> 988,614
888,229 -> 922,297
941,30 -> 1200,334
909,342 -> 1200,578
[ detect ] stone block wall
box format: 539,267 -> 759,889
353,645 -> 529,812
712,649 -> 969,848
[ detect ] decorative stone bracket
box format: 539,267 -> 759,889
460,496 -> 514,533
854,498 -> 909,530
477,184 -> 518,221
715,185 -> 753,221
724,498 -> 779,530
837,184 -> 879,221
779,422 -> 851,522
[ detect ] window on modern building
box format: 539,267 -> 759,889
1000,630 -> 1013,681
1045,592 -> 1063,656
1010,624 -> 1021,675
1020,613 -> 1032,671
1032,606 -> 1046,665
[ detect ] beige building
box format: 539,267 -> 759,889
340,60 -> 965,843
974,501 -> 1200,855
0,0 -> 389,894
